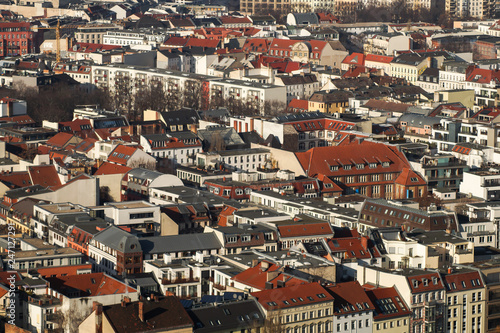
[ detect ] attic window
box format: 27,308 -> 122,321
307,296 -> 314,301
317,293 -> 326,298
283,300 -> 290,305
223,309 -> 231,315
411,177 -> 419,182
356,164 -> 364,169
462,281 -> 466,288
432,277 -> 438,285
330,165 -> 338,171
344,165 -> 351,170
382,162 -> 390,167
412,280 -> 418,288
369,163 -> 377,169
267,301 -> 277,306
471,279 -> 476,287
423,279 -> 428,286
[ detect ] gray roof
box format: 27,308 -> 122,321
189,299 -> 265,333
399,113 -> 442,128
92,225 -> 141,253
127,168 -> 164,181
138,232 -> 222,255
291,13 -> 319,25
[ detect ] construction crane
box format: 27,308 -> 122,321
42,19 -> 61,63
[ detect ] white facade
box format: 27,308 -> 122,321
103,30 -> 166,47
460,171 -> 500,200
101,201 -> 161,227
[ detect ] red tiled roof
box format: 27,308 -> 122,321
278,221 -> 333,238
232,261 -> 306,290
28,165 -> 62,188
295,141 -> 413,179
220,16 -> 252,24
242,38 -> 270,53
0,171 -> 31,188
37,264 -> 93,278
46,272 -> 136,297
94,162 -> 132,176
364,286 -> 412,320
365,54 -> 394,64
326,281 -> 376,315
407,272 -> 445,293
342,53 -> 365,66
287,99 -> 309,111
444,271 -> 483,292
394,167 -> 426,186
72,43 -> 122,53
251,282 -> 333,310
107,145 -> 137,165
326,237 -> 378,259
451,144 -> 472,155
0,115 -> 35,125
186,38 -> 219,48
45,132 -> 74,148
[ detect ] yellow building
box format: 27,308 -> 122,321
308,90 -> 354,114
252,282 -> 334,333
443,269 -> 486,333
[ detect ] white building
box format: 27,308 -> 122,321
460,170 -> 500,200
196,148 -> 270,172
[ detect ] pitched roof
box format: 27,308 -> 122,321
251,282 -> 332,310
233,261 -> 306,290
288,98 -> 309,111
28,165 -> 62,188
45,132 -> 74,148
104,297 -> 193,333
46,272 -> 136,297
365,54 -> 394,64
443,270 -> 484,292
138,232 -> 222,254
277,221 -> 333,238
364,286 -> 412,320
363,99 -> 412,113
342,53 -> 365,66
394,167 -> 426,186
295,141 -> 412,178
407,272 -> 444,293
326,281 -> 376,315
94,162 -> 132,176
92,225 -> 141,253
107,145 -> 138,165
0,171 -> 31,188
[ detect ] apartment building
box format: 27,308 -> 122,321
196,148 -> 271,173
359,267 -> 446,333
443,268 -> 487,333
460,170 -> 500,200
88,225 -> 143,276
358,199 -> 459,233
252,282 -> 335,333
74,24 -> 122,45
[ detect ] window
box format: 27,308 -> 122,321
129,212 -> 154,219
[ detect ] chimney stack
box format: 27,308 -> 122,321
138,301 -> 145,322
93,302 -> 103,333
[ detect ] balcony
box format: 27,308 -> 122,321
213,283 -> 227,290
161,277 -> 199,285
455,248 -> 473,254
482,180 -> 500,187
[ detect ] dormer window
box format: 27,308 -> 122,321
382,162 -> 390,167
412,280 -> 418,288
344,165 -> 351,170
369,163 -> 377,169
330,165 -> 338,171
356,164 -> 364,169
432,277 -> 438,285
423,279 -> 428,286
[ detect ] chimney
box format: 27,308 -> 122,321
93,302 -> 103,333
361,236 -> 369,251
252,259 -> 259,267
448,267 -> 452,274
138,301 -> 145,322
266,271 -> 279,282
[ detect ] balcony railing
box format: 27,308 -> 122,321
161,277 -> 200,285
213,283 -> 227,290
